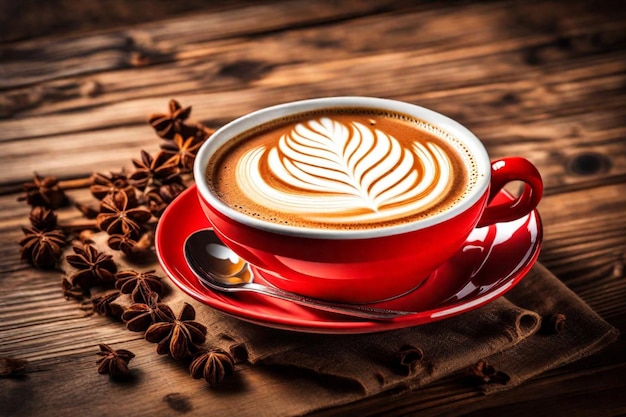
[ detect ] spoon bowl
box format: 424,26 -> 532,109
183,229 -> 412,320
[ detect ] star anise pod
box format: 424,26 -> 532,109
145,182 -> 186,218
129,150 -> 182,192
29,206 -> 58,231
96,344 -> 135,378
115,270 -> 163,303
108,231 -> 152,256
65,244 -> 117,289
96,190 -> 152,238
161,133 -> 204,172
90,170 -> 136,200
92,290 -> 123,318
468,360 -> 511,385
19,227 -> 66,269
148,99 -> 195,140
145,303 -> 207,360
108,233 -> 136,256
189,348 -> 235,386
121,292 -> 172,332
18,173 -> 68,209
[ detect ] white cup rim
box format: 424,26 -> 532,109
194,97 -> 491,239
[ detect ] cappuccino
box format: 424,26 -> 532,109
207,108 -> 478,230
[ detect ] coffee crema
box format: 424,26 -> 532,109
207,108 -> 478,230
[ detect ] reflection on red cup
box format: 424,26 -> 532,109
194,97 -> 543,304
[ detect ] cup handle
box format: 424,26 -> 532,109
476,157 -> 543,228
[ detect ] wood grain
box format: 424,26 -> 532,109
1,1 -> 625,416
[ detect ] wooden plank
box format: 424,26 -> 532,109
2,1 -> 625,119
0,0 -> 274,43
4,36 -> 624,121
0,124 -> 159,187
0,0 -> 417,90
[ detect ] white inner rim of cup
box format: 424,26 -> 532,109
194,97 -> 491,239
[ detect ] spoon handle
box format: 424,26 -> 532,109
195,273 -> 412,320
243,282 -> 412,320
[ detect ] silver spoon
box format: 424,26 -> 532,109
183,229 -> 413,320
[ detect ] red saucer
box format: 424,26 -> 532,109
155,185 -> 542,334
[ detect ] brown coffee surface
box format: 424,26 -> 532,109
207,108 -> 478,230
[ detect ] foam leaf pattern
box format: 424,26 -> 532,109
235,117 -> 453,224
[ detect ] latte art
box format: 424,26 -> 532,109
236,118 -> 453,223
208,108 -> 474,230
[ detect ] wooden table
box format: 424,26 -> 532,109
1,1 -> 625,415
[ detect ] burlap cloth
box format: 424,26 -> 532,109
63,233 -> 618,416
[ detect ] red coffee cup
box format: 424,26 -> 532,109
194,97 -> 542,304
